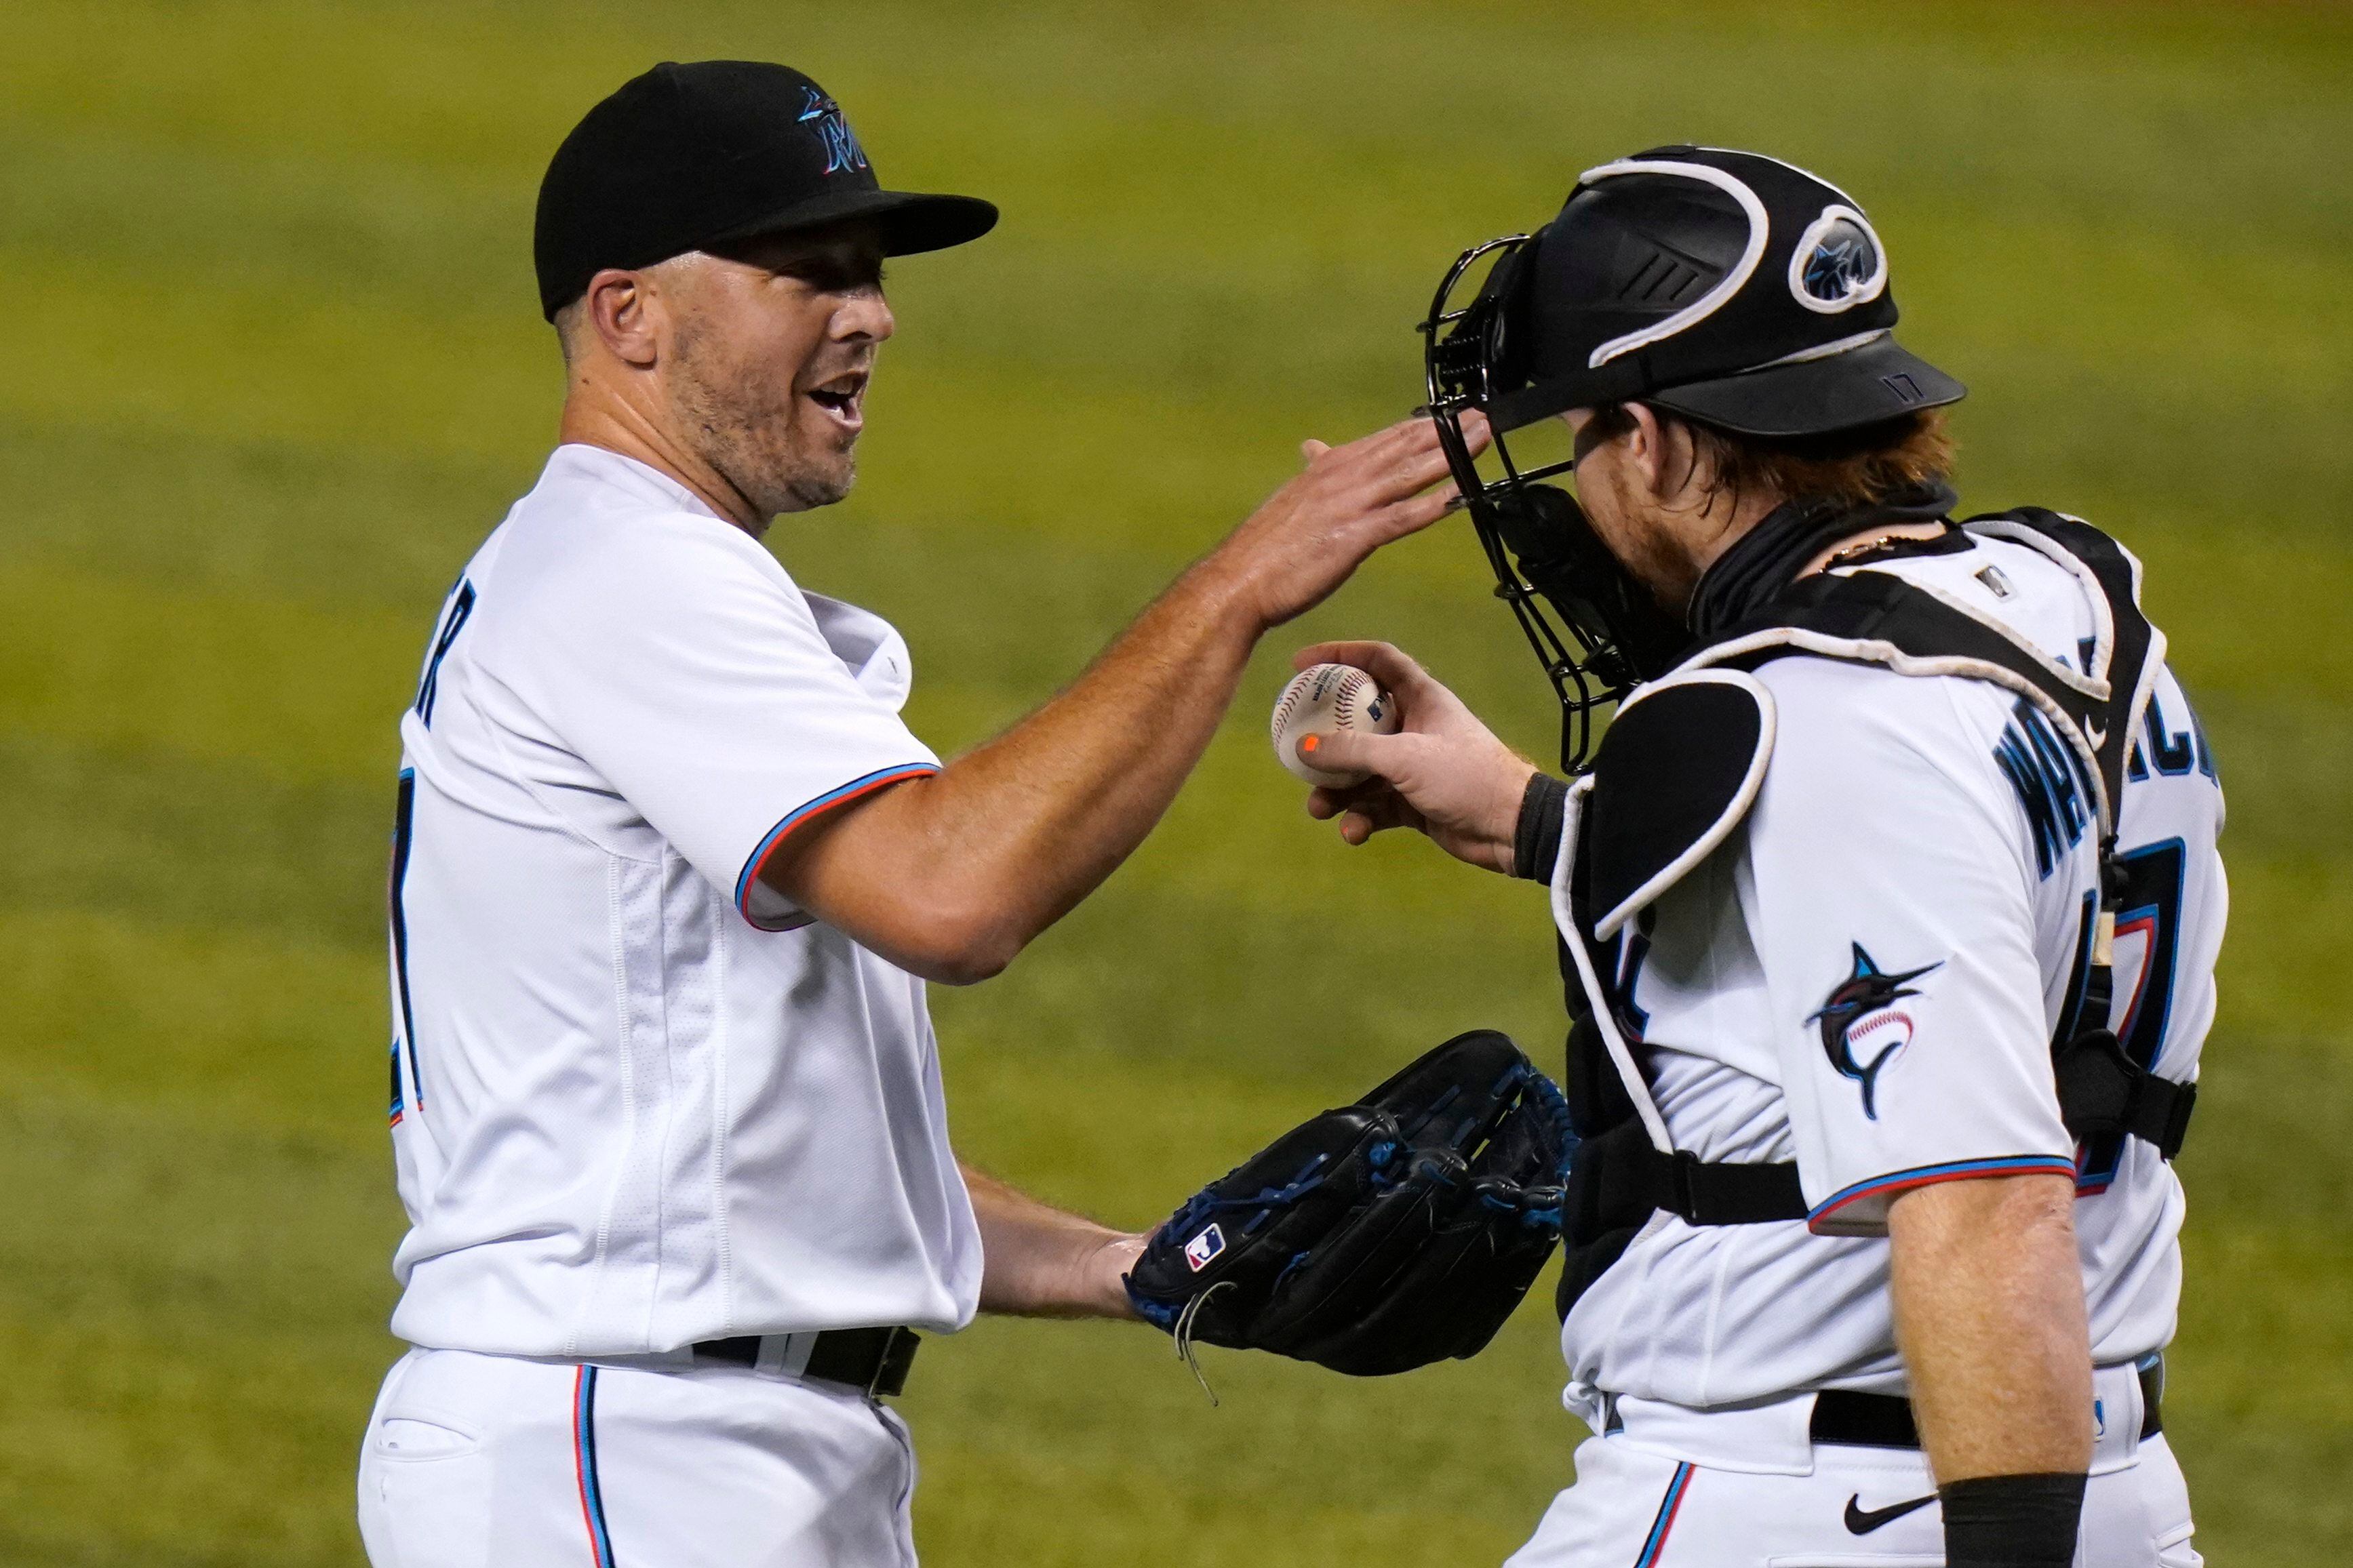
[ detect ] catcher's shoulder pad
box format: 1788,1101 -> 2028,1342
1583,668 -> 1775,942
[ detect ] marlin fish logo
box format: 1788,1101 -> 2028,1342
1804,237 -> 1872,300
798,87 -> 869,176
1810,944 -> 1941,1119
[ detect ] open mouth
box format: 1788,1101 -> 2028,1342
805,370 -> 868,432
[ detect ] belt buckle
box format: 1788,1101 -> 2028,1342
866,1326 -> 920,1400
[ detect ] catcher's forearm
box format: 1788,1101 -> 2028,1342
1887,1172 -> 2093,1481
964,1164 -> 1145,1320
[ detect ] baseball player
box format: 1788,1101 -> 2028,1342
1296,148 -> 2218,1567
356,61 -> 1474,1568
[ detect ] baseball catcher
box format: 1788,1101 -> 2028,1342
1249,147 -> 2219,1568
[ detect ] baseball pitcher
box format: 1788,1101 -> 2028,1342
1286,148 -> 2219,1567
355,61 -> 1475,1567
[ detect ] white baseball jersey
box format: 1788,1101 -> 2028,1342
1549,528 -> 2225,1418
382,443 -> 983,1358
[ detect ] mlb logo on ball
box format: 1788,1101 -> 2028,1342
1183,1224 -> 1227,1272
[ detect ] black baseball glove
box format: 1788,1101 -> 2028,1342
1123,1030 -> 1574,1379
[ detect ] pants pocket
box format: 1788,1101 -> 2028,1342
358,1365 -> 498,1568
374,1415 -> 480,1462
361,1427 -> 496,1568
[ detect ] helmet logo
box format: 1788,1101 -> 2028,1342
1788,205 -> 1889,313
1805,233 -> 1872,297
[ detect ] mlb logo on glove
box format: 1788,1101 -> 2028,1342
1183,1225 -> 1227,1272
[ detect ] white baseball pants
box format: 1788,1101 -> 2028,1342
356,1348 -> 917,1568
1507,1369 -> 2199,1567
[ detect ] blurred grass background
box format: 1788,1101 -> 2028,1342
1,1 -> 2347,1563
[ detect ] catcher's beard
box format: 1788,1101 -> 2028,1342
1571,458 -> 1703,616
666,319 -> 857,521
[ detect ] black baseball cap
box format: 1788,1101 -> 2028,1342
1481,147 -> 1963,438
533,60 -> 998,321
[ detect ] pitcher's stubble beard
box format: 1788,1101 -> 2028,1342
668,318 -> 858,523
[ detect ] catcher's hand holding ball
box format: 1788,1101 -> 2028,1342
1271,663 -> 1402,786
1278,641 -> 1539,876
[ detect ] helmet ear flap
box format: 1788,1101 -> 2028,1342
1468,241 -> 1537,392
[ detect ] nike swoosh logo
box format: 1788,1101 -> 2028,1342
1844,1493 -> 1937,1534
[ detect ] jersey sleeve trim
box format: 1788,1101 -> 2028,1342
1806,1154 -> 2080,1235
734,762 -> 941,927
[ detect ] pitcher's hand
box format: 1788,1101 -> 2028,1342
1202,413 -> 1486,634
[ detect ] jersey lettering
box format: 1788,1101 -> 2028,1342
414,580 -> 477,727
2077,837 -> 2190,1191
389,767 -> 422,1117
2141,691 -> 2196,777
1993,698 -> 2093,879
2129,689 -> 2221,787
2112,839 -> 2187,1068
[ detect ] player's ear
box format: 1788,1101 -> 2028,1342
1623,403 -> 1675,500
582,267 -> 661,368
1628,401 -> 1703,505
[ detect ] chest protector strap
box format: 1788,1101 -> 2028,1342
1552,510 -> 2196,1316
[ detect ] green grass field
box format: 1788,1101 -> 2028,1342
2,1 -> 2348,1563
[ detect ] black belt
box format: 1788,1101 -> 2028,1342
692,1327 -> 921,1399
1811,1359 -> 2163,1449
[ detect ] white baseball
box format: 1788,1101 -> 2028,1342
1271,663 -> 1401,788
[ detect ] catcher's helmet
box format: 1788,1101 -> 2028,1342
1421,146 -> 1965,770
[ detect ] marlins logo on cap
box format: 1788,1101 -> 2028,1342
797,86 -> 868,176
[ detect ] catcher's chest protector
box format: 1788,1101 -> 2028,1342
1551,509 -> 2197,1320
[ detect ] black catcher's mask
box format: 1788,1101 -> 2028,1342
1421,146 -> 1964,771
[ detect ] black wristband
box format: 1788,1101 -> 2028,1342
1513,773 -> 1570,882
1939,1472 -> 2087,1568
